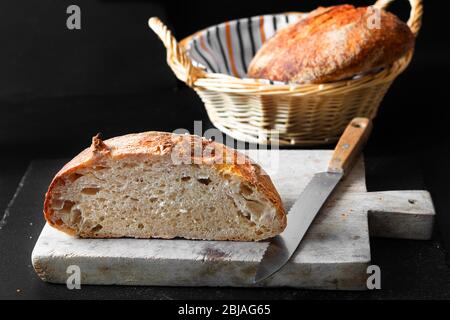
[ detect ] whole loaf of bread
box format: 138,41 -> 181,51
248,5 -> 415,84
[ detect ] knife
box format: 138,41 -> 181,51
253,117 -> 373,283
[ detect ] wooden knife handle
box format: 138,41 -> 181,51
328,118 -> 373,174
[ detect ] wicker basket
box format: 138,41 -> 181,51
149,0 -> 422,146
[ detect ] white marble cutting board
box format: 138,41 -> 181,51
32,150 -> 435,290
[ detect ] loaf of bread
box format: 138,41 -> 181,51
248,4 -> 415,84
43,132 -> 286,241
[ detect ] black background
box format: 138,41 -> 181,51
0,0 -> 450,299
1,0 -> 448,154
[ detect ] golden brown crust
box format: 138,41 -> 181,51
43,132 -> 286,237
248,5 -> 415,84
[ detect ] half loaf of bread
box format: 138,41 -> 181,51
43,132 -> 286,241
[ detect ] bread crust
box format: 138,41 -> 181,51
248,5 -> 415,84
43,132 -> 286,238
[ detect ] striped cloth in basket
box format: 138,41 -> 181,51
186,13 -> 306,82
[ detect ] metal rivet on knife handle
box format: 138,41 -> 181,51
327,117 -> 373,175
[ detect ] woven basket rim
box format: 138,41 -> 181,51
179,21 -> 412,95
149,0 -> 422,95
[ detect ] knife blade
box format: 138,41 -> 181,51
253,117 -> 373,283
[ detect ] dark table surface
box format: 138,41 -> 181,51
1,126 -> 450,300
